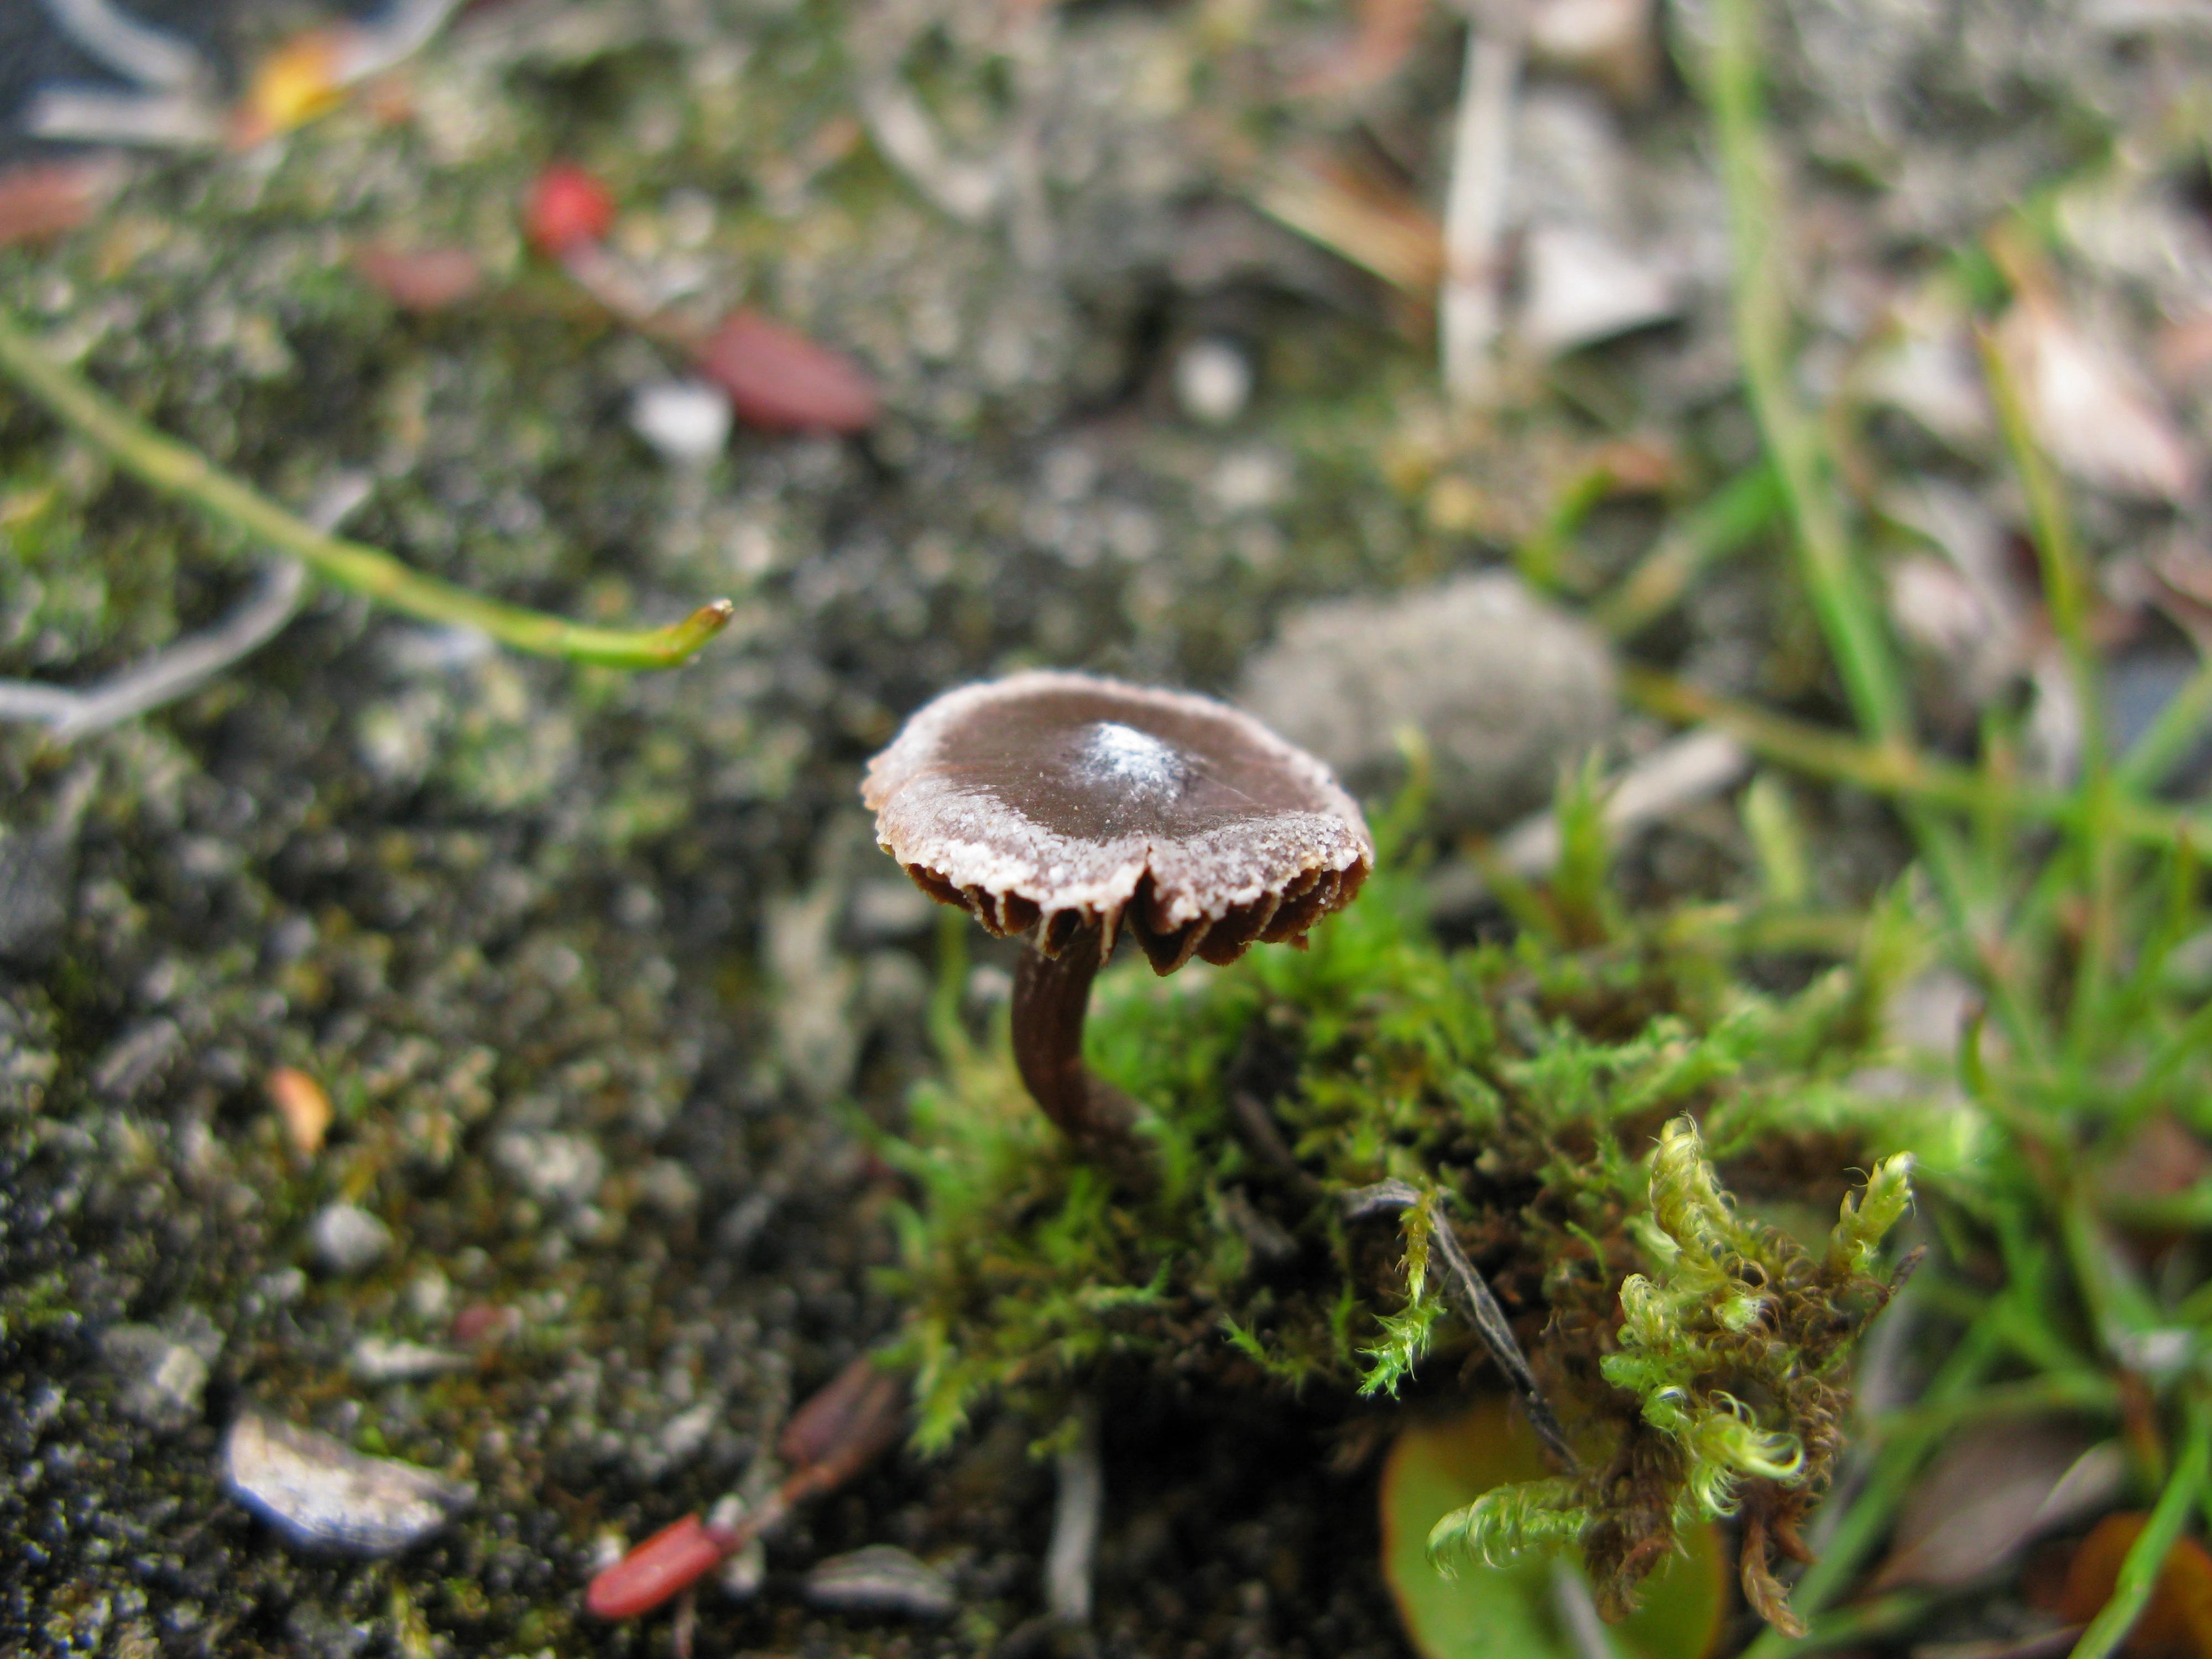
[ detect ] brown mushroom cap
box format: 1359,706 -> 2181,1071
862,670 -> 1374,974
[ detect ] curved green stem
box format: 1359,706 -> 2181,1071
1621,667 -> 2212,855
2069,1388 -> 2212,1659
0,302 -> 732,670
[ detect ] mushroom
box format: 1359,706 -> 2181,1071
862,670 -> 1374,1188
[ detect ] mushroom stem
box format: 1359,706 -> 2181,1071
1011,940 -> 1158,1193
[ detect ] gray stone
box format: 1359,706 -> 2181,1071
490,1129 -> 606,1211
307,1203 -> 393,1276
1237,572 -> 1618,833
99,1307 -> 223,1431
803,1544 -> 958,1621
346,1337 -> 469,1384
222,1411 -> 474,1557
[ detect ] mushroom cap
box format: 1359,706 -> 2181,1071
862,670 -> 1374,973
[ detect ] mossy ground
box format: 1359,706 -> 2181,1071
885,795 -> 1940,1628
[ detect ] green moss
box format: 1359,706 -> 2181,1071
880,816 -> 1934,1625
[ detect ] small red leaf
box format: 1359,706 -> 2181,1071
353,243 -> 484,311
525,163 -> 614,258
0,161 -> 112,248
586,1514 -> 737,1620
694,309 -> 880,434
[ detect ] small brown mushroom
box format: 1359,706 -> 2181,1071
863,671 -> 1374,1188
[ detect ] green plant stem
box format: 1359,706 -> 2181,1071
1870,1371 -> 2121,1442
1621,667 -> 2212,853
1594,461 -> 1782,639
1705,0 -> 1903,746
2118,655 -> 2212,795
1514,460 -> 1615,595
2069,1387 -> 2212,1659
0,302 -> 733,669
1976,324 -> 2123,1056
1702,0 -> 2049,1063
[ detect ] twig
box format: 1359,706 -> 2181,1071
1343,1178 -> 1578,1470
1547,1562 -> 1621,1659
1505,729 -> 1749,877
1439,0 -> 1523,408
857,80 -> 1001,226
1045,1396 -> 1103,1625
0,474 -> 367,741
332,0 -> 468,82
37,0 -> 206,90
0,560 -> 305,740
20,88 -> 223,148
0,302 -> 732,670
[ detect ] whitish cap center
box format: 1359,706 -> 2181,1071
1073,721 -> 1187,803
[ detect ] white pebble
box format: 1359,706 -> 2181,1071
223,1411 -> 474,1557
1174,337 -> 1252,426
308,1203 -> 393,1276
629,380 -> 732,465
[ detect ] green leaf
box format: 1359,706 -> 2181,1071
1382,1399 -> 1725,1659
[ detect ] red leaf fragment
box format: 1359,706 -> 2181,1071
352,243 -> 484,311
586,1513 -> 740,1620
525,163 -> 614,258
0,161 -> 112,248
694,309 -> 880,434
2059,1513 -> 2212,1658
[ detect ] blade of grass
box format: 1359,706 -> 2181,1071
1514,458 -> 1615,596
2068,1386 -> 2212,1659
1620,667 -> 2212,854
1594,460 -> 1782,639
2115,655 -> 2212,795
1977,324 -> 2122,1058
1704,0 -> 1903,745
1702,0 -> 2047,1065
0,302 -> 734,669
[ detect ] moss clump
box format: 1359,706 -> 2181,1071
880,793 -> 1942,1625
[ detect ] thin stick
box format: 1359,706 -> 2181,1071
38,0 -> 205,90
1344,1179 -> 1578,1470
0,303 -> 733,670
1045,1397 -> 1103,1624
1439,0 -> 1522,408
0,559 -> 305,739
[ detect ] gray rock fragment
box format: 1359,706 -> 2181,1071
346,1337 -> 469,1384
1237,572 -> 1617,833
99,1307 -> 223,1431
491,1128 -> 607,1211
307,1202 -> 393,1276
222,1411 -> 474,1556
804,1544 -> 958,1620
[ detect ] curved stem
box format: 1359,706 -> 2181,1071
1011,941 -> 1157,1193
0,302 -> 733,670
